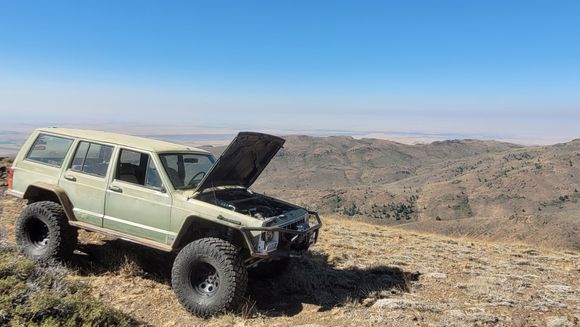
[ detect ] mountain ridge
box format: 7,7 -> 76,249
203,135 -> 579,250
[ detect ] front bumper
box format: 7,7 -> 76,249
240,211 -> 322,258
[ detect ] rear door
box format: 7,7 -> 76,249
59,140 -> 114,226
103,148 -> 173,244
11,132 -> 74,196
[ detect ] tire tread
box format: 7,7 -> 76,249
171,237 -> 247,317
15,201 -> 77,260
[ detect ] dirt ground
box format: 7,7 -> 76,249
1,192 -> 578,326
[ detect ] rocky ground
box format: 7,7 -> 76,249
0,157 -> 10,187
1,191 -> 578,326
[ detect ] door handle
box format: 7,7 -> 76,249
109,185 -> 123,193
63,174 -> 76,182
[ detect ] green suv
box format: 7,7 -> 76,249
6,128 -> 321,316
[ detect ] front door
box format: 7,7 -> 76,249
104,148 -> 172,244
59,140 -> 114,226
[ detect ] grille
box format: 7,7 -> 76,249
282,216 -> 308,231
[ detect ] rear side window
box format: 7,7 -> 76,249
70,141 -> 113,177
26,133 -> 74,167
116,149 -> 163,189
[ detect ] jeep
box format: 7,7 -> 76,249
5,128 -> 321,316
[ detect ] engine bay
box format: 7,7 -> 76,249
197,189 -> 297,220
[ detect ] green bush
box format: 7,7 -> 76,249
342,203 -> 359,216
0,246 -> 135,327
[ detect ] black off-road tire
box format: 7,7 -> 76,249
171,238 -> 248,317
249,257 -> 290,278
15,201 -> 78,261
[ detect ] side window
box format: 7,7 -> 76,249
116,149 -> 163,189
145,157 -> 162,189
71,142 -> 89,169
26,134 -> 74,167
70,141 -> 113,177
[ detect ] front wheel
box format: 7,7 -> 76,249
171,238 -> 248,317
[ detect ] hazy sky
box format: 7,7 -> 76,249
1,1 -> 579,143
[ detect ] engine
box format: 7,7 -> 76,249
198,189 -> 295,220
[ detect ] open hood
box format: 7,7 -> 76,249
194,132 -> 285,193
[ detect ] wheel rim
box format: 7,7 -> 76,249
190,263 -> 220,297
25,217 -> 50,249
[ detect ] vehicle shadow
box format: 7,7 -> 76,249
68,239 -> 419,317
247,253 -> 419,317
69,239 -> 176,282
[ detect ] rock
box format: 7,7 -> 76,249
524,249 -> 541,256
492,301 -> 514,307
546,316 -> 572,327
446,309 -> 465,317
362,297 -> 376,307
424,272 -> 447,279
466,312 -> 501,324
372,298 -> 416,309
545,285 -> 571,292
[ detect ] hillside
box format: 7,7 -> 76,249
1,193 -> 578,326
204,137 -> 580,250
205,136 -> 521,189
2,134 -> 580,250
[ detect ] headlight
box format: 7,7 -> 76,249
257,231 -> 279,253
262,231 -> 274,242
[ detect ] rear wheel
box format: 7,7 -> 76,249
171,238 -> 248,317
15,201 -> 78,261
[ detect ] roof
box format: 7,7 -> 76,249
37,128 -> 210,154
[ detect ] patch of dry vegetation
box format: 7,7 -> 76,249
1,190 -> 578,326
1,148 -> 579,326
71,217 -> 579,326
0,245 -> 135,326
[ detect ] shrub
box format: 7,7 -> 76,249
342,203 -> 359,216
0,246 -> 135,327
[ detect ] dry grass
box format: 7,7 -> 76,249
1,191 -> 579,326
0,245 -> 135,326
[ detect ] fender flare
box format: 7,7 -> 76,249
23,182 -> 77,221
172,215 -> 245,250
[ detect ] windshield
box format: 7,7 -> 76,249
159,153 -> 215,189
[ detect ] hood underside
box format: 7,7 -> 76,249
194,132 -> 285,193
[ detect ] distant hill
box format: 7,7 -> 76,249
3,134 -> 578,250
204,136 -> 580,250
204,136 -> 522,188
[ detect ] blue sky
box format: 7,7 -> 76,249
0,1 -> 579,143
